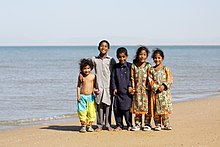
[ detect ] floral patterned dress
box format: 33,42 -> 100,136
148,66 -> 173,115
131,62 -> 151,114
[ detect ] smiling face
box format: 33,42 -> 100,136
138,50 -> 148,63
98,42 -> 109,56
153,53 -> 163,66
82,65 -> 91,76
117,52 -> 128,65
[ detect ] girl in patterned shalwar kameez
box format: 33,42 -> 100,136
148,48 -> 173,131
130,46 -> 152,131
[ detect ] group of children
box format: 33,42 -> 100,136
76,40 -> 173,133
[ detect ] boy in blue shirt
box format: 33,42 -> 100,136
111,47 -> 133,131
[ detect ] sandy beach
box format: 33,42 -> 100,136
0,95 -> 220,147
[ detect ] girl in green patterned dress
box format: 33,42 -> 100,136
148,48 -> 173,131
130,46 -> 152,131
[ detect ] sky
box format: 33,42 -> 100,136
0,0 -> 220,46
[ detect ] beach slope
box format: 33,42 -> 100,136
0,96 -> 220,147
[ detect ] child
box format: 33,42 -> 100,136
130,46 -> 152,131
77,58 -> 98,133
110,47 -> 133,131
92,40 -> 116,132
148,48 -> 173,131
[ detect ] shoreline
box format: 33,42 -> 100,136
0,93 -> 219,131
0,95 -> 220,146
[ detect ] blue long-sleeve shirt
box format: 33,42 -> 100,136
110,62 -> 132,110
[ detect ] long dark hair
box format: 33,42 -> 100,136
133,46 -> 150,64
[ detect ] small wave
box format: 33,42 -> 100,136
0,114 -> 77,126
172,89 -> 220,97
173,92 -> 220,103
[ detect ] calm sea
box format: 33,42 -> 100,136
0,46 -> 220,130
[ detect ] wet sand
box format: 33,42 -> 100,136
0,95 -> 220,147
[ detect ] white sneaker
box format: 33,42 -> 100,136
131,125 -> 141,131
142,125 -> 151,131
154,125 -> 161,131
79,126 -> 86,133
87,126 -> 94,132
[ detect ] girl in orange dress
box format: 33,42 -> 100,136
148,48 -> 173,131
130,46 -> 152,131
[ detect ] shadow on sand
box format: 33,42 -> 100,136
40,125 -> 117,132
40,125 -> 81,132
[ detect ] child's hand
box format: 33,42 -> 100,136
94,88 -> 100,95
77,97 -> 81,102
158,85 -> 165,92
128,87 -> 135,95
113,89 -> 117,96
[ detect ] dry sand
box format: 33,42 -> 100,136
0,96 -> 220,147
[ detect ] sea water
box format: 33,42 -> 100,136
0,45 -> 220,130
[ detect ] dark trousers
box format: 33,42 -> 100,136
115,109 -> 132,128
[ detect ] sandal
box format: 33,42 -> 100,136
114,127 -> 122,131
107,127 -> 114,131
127,127 -> 132,131
164,125 -> 172,130
95,127 -> 102,132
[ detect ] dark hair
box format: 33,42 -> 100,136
151,48 -> 164,59
116,47 -> 128,57
79,58 -> 93,72
98,40 -> 110,49
133,46 -> 150,64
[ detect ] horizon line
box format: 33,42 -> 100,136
1,44 -> 220,47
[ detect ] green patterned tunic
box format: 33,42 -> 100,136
149,66 -> 173,115
131,62 -> 151,114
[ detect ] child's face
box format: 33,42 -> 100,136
82,65 -> 91,76
117,52 -> 128,65
153,53 -> 163,66
138,50 -> 148,63
98,42 -> 109,56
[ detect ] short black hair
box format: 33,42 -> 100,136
151,48 -> 164,59
98,40 -> 110,49
116,47 -> 128,57
79,58 -> 93,72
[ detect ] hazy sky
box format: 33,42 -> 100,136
1,0 -> 220,46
